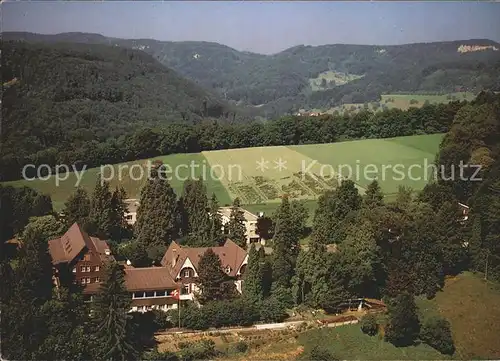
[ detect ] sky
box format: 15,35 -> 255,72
3,1 -> 500,54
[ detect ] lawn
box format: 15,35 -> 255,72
297,325 -> 448,360
416,272 -> 500,360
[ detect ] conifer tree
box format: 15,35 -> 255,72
93,261 -> 137,361
62,187 -> 91,228
89,175 -> 114,239
272,195 -> 299,288
385,293 -> 421,347
435,201 -> 468,275
196,248 -> 228,303
228,198 -> 247,248
209,193 -> 223,245
363,180 -> 384,209
242,244 -> 263,305
180,179 -> 212,246
135,171 -> 179,247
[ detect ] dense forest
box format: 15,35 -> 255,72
4,32 -> 500,116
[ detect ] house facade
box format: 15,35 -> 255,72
160,239 -> 248,301
124,198 -> 139,225
48,223 -> 114,293
218,206 -> 261,244
48,223 -> 248,313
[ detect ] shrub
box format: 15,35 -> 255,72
233,340 -> 249,353
360,313 -> 378,336
178,339 -> 219,361
260,296 -> 288,323
420,316 -> 455,355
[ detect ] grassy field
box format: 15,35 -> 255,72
297,325 -> 448,360
2,134 -> 443,212
322,92 -> 476,114
309,70 -> 364,91
416,272 -> 500,360
290,133 -> 443,197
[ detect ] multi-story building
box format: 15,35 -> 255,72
218,206 -> 261,244
48,223 -> 114,294
47,223 -> 248,312
160,239 -> 248,301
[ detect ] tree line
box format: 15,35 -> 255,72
2,97 -> 468,182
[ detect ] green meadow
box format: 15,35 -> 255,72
2,134 -> 444,212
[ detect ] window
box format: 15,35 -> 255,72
225,265 -> 231,274
94,277 -> 100,283
183,268 -> 192,278
72,267 -> 76,273
86,278 -> 91,284
81,278 -> 86,285
86,266 -> 91,272
126,215 -> 133,220
145,291 -> 155,298
81,266 -> 86,272
133,292 -> 145,299
94,266 -> 100,272
155,291 -> 167,297
84,254 -> 90,261
181,285 -> 190,295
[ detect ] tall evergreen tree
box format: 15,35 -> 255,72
196,248 -> 229,303
135,171 -> 179,247
93,261 -> 137,361
89,175 -> 114,239
363,180 -> 384,209
271,195 -> 299,288
242,244 -> 263,305
435,201 -> 468,275
209,193 -> 223,245
228,198 -> 247,248
385,293 -> 421,347
62,187 -> 91,228
180,180 -> 212,246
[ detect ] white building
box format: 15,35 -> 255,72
218,206 -> 262,244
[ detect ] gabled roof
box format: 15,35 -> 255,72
161,239 -> 247,278
47,223 -> 113,265
124,266 -> 178,292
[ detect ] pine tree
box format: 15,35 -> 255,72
385,293 -> 421,347
62,187 -> 91,228
242,244 -> 263,305
209,193 -> 223,245
109,186 -> 130,241
435,201 -> 468,275
135,172 -> 179,247
272,195 -> 299,288
93,261 -> 137,361
196,248 -> 228,303
228,198 -> 247,248
180,180 -> 212,246
363,180 -> 384,209
89,175 -> 114,239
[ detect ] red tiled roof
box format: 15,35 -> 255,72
124,266 -> 178,292
47,223 -> 113,265
161,239 -> 247,278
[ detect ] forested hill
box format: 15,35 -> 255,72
1,40 -> 256,181
4,32 -> 500,117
